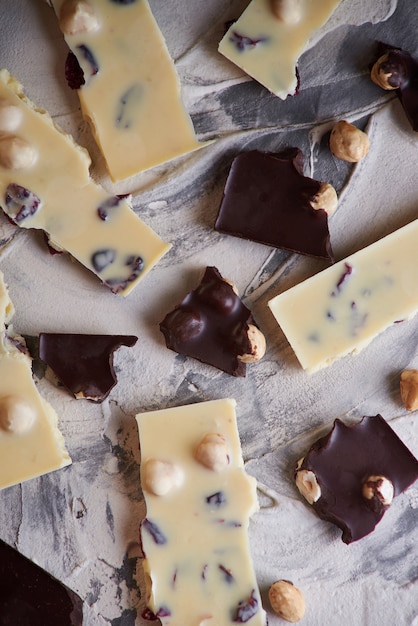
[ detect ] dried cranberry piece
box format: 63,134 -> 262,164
111,0 -> 137,4
4,184 -> 41,223
331,262 -> 354,296
116,84 -> 143,129
219,564 -> 234,584
77,44 -> 99,76
232,590 -> 259,623
142,519 -> 167,545
205,491 -> 227,507
142,608 -> 158,621
91,249 -> 116,272
229,31 -> 269,52
103,255 -> 144,293
156,606 -> 171,618
65,52 -> 85,90
97,195 -> 128,221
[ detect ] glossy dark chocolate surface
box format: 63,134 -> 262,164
160,266 -> 255,376
0,539 -> 83,626
298,415 -> 418,543
38,334 -> 137,402
214,148 -> 334,261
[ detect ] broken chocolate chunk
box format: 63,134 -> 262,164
372,43 -> 418,131
160,267 -> 261,376
296,415 -> 418,543
0,539 -> 83,626
215,149 -> 334,261
38,333 -> 137,402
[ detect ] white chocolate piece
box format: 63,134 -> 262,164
136,399 -> 266,626
0,271 -> 71,490
50,0 -> 205,181
0,70 -> 170,296
219,0 -> 341,99
268,219 -> 418,372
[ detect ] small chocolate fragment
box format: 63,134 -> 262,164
296,415 -> 418,543
38,333 -> 137,402
0,539 -> 83,626
372,43 -> 418,131
215,149 -> 334,262
160,267 -> 260,376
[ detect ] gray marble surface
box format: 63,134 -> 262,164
0,1 -> 417,625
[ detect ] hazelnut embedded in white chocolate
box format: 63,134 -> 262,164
0,395 -> 37,435
59,0 -> 99,36
0,100 -> 22,132
362,475 -> 394,507
270,0 -> 302,24
295,465 -> 321,504
237,324 -> 266,364
141,458 -> 183,496
0,135 -> 37,170
194,433 -> 230,472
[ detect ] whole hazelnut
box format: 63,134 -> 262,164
141,459 -> 183,496
0,396 -> 37,435
0,136 -> 37,170
370,53 -> 407,91
310,182 -> 338,216
362,475 -> 394,511
329,120 -> 370,163
295,466 -> 321,504
237,324 -> 266,364
270,0 -> 302,24
400,369 -> 418,411
268,579 -> 306,623
194,433 -> 230,472
59,0 -> 99,35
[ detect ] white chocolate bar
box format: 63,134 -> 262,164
0,70 -> 170,296
0,271 -> 71,490
136,398 -> 266,626
50,0 -> 205,181
219,0 -> 341,99
268,219 -> 418,372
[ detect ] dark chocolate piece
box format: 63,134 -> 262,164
297,415 -> 418,543
373,43 -> 418,131
38,334 -> 137,402
0,539 -> 83,626
215,149 -> 334,262
160,266 -> 256,376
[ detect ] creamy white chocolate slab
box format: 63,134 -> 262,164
219,0 -> 341,99
136,398 -> 266,626
268,219 -> 418,372
0,270 -> 71,490
0,69 -> 170,296
50,0 -> 205,181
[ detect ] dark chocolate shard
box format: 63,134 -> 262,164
297,415 -> 418,543
38,333 -> 137,402
215,149 -> 334,262
0,539 -> 83,626
373,43 -> 418,131
160,266 -> 258,377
